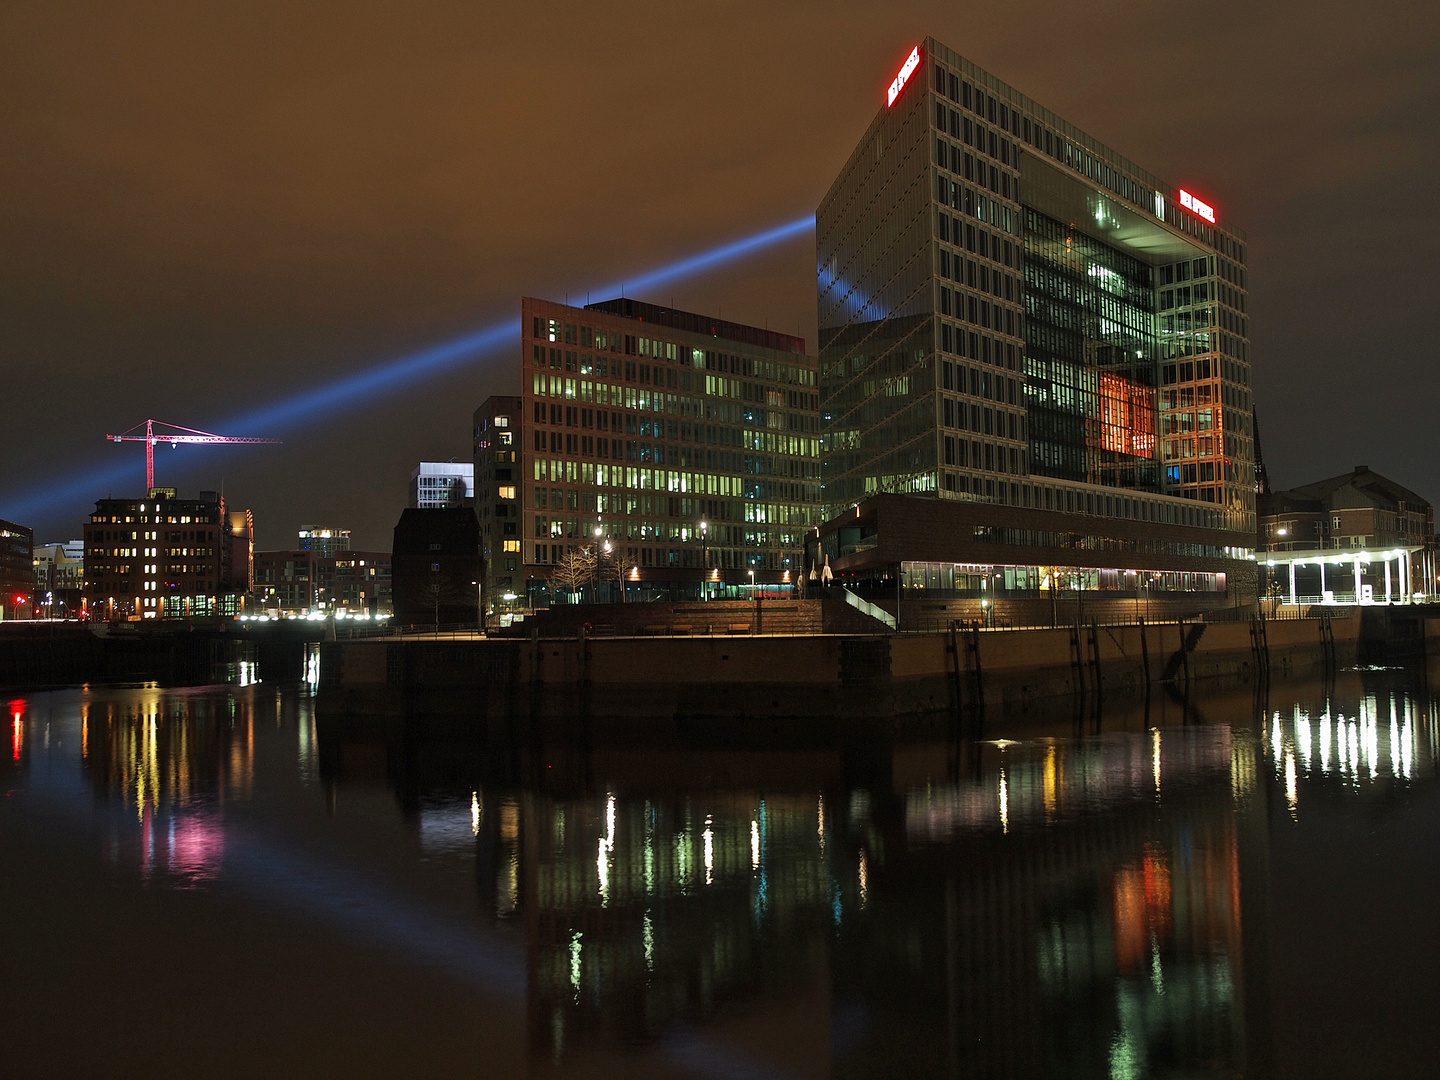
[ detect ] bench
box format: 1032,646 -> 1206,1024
727,622 -> 752,634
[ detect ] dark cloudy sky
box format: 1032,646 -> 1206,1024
3,1 -> 1437,548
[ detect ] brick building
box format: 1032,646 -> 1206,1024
517,297 -> 822,605
83,490 -> 251,619
1258,466 -> 1435,605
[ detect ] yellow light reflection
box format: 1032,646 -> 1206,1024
1043,745 -> 1058,820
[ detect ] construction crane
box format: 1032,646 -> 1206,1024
107,418 -> 282,492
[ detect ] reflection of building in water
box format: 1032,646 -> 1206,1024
461,730 -> 1270,1074
830,728 -> 1269,1079
1266,691 -> 1439,816
83,692 -> 257,811
79,691 -> 267,883
356,680 -> 1438,1075
474,784 -> 837,1063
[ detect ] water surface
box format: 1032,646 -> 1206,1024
3,671 -> 1439,1078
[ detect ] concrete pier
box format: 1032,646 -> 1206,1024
316,609 -> 1396,723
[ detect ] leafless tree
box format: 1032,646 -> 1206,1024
551,549 -> 596,599
597,548 -> 629,602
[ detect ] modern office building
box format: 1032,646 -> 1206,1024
409,461 -> 475,509
1258,465 -> 1436,605
254,549 -> 392,614
253,550 -> 317,612
326,551 -> 392,615
297,527 -> 350,558
473,395 -> 523,617
0,518 -> 34,620
83,490 -> 251,618
813,37 -> 1257,608
33,540 -> 84,618
518,297 -> 822,605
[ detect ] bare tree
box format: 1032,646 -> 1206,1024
416,572 -> 472,629
551,548 -> 596,601
597,548 -> 629,603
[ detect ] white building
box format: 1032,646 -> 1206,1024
410,461 -> 474,509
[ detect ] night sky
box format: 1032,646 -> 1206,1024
3,2 -> 1437,549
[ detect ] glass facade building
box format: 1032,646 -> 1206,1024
818,37 -> 1255,538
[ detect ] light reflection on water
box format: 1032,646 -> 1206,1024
3,670 -> 1440,1077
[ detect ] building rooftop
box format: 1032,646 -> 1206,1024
1265,466 -> 1431,515
584,297 -> 806,355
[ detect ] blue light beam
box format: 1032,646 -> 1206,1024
0,214 -> 816,526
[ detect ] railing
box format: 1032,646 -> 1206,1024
843,588 -> 897,631
334,621 -> 484,640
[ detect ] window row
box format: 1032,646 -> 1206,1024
937,248 -> 1021,302
935,135 -> 1017,201
939,358 -> 1021,403
936,293 -> 1021,344
529,336 -> 816,389
935,173 -> 1018,235
933,99 -> 1021,168
942,436 -> 1027,476
942,396 -> 1026,443
936,211 -> 1017,268
939,320 -> 1021,370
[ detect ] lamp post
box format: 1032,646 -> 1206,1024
602,539 -> 612,603
700,520 -> 709,602
592,525 -> 603,604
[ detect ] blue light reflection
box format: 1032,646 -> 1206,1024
0,214 -> 815,526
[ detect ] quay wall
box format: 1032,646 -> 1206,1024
317,612 -> 1368,722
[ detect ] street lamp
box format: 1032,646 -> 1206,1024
700,520 -> 709,602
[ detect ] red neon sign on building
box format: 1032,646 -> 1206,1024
887,45 -> 921,107
1178,189 -> 1216,224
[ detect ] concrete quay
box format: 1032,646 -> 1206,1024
315,608 -> 1422,724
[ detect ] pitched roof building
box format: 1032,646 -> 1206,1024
1258,466 -> 1435,605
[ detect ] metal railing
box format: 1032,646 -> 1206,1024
843,588 -> 897,631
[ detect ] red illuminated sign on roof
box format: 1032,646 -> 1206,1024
1179,189 -> 1216,224
887,45 -> 921,107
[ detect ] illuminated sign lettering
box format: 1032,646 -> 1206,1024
1178,189 -> 1216,224
887,45 -> 921,107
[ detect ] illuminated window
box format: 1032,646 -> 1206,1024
498,486 -> 516,500
502,540 -> 521,553
1096,373 -> 1156,457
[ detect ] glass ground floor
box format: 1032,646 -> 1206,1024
896,560 -> 1226,596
